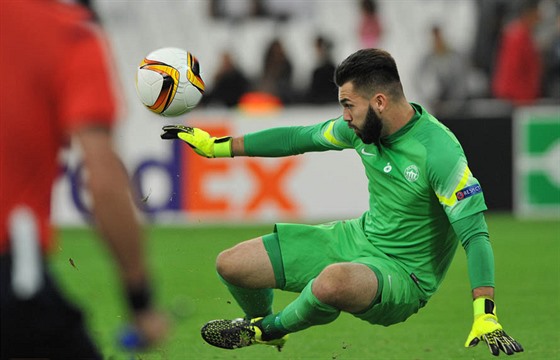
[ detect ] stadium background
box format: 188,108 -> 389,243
53,0 -> 559,225
48,0 -> 558,359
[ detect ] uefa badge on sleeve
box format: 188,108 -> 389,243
455,184 -> 482,201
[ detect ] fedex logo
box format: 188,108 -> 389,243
65,123 -> 301,221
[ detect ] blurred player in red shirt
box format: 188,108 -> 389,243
492,0 -> 543,105
0,0 -> 168,358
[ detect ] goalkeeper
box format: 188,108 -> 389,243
162,48 -> 523,356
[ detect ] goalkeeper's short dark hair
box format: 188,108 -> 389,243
334,48 -> 405,100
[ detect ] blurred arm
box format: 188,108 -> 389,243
75,126 -> 147,288
74,125 -> 168,344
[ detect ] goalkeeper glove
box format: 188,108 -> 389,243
160,125 -> 233,158
465,297 -> 523,356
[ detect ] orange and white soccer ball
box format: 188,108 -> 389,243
136,47 -> 205,117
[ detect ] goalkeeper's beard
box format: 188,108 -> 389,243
357,105 -> 383,146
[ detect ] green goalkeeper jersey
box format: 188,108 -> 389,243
244,103 -> 488,296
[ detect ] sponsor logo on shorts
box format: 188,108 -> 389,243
455,184 -> 482,201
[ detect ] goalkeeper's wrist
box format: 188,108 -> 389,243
213,137 -> 233,158
473,297 -> 496,318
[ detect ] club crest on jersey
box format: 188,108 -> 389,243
456,184 -> 482,201
404,165 -> 419,182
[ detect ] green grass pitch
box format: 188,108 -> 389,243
49,214 -> 559,359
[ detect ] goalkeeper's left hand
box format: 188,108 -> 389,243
465,297 -> 523,356
160,125 -> 233,158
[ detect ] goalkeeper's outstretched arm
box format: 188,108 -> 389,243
161,123 -> 340,158
453,213 -> 523,356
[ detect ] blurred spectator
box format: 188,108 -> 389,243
541,8 -> 560,99
209,0 -> 267,20
472,0 -> 510,79
358,0 -> 383,48
203,51 -> 250,108
0,1 -> 168,358
265,0 -> 313,21
209,0 -> 311,21
256,37 -> 294,104
415,26 -> 469,115
305,36 -> 338,104
492,0 -> 543,105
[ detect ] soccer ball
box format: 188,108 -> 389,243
135,47 -> 205,117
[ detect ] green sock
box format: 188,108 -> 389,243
260,280 -> 340,339
218,274 -> 273,319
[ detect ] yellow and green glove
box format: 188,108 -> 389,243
161,125 -> 233,158
465,297 -> 523,356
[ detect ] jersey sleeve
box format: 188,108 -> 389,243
56,20 -> 118,133
427,133 -> 487,223
244,116 -> 354,157
453,212 -> 495,289
319,116 -> 355,149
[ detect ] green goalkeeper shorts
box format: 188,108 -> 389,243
263,217 -> 427,326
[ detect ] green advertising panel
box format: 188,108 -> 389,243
514,106 -> 560,218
